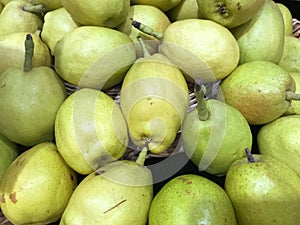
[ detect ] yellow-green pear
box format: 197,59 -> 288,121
0,34 -> 67,146
60,147 -> 153,225
225,150 -> 300,225
220,60 -> 300,125
278,35 -> 300,73
120,37 -> 189,154
149,174 -> 237,225
231,0 -> 285,65
166,0 -> 202,22
182,82 -> 252,176
257,114 -> 300,176
61,0 -> 130,28
286,72 -> 300,114
277,3 -> 293,36
41,7 -> 80,55
0,0 -> 44,37
55,88 -> 129,175
131,0 -> 182,12
0,142 -> 77,225
54,26 -> 136,90
197,0 -> 264,28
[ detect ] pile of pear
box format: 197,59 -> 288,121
1,0 -> 300,224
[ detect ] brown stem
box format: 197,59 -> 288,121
131,19 -> 163,40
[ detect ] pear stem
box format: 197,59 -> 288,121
245,148 -> 256,163
131,19 -> 164,40
195,80 -> 209,121
286,91 -> 300,100
137,36 -> 151,58
23,34 -> 34,72
136,144 -> 149,166
22,4 -> 46,15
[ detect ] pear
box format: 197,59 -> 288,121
0,142 -> 77,224
166,0 -> 203,22
60,147 -> 153,225
278,35 -> 300,73
182,81 -> 252,176
0,31 -> 52,76
0,134 -> 19,185
26,0 -> 62,11
231,0 -> 285,65
54,26 -> 136,90
225,149 -> 300,225
130,0 -> 182,12
0,34 -> 67,146
61,0 -> 130,28
220,60 -> 300,125
197,0 -> 264,28
55,88 -> 129,175
277,3 -> 293,36
41,7 -> 80,55
120,37 -> 189,154
158,18 -> 239,81
257,114 -> 300,176
148,174 -> 237,225
286,72 -> 300,114
0,0 -> 44,37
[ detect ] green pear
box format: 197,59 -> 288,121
54,26 -> 136,90
182,82 -> 252,176
220,60 -> 300,125
41,7 -> 80,55
130,0 -> 182,12
0,134 -> 19,185
0,142 -> 77,225
225,149 -> 300,225
55,88 -> 129,175
197,0 -> 264,28
0,34 -> 67,146
278,35 -> 300,73
60,147 -> 153,225
0,0 -> 44,37
286,72 -> 300,114
120,37 -> 189,154
0,31 -> 52,76
277,3 -> 293,36
231,0 -> 285,64
166,0 -> 203,22
257,114 -> 300,176
149,174 -> 237,225
61,0 -> 130,28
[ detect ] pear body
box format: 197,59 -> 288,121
149,174 -> 237,225
54,26 -> 136,90
120,53 -> 189,154
225,154 -> 300,225
167,0 -> 202,21
55,88 -> 129,175
277,3 -> 293,36
220,60 -> 295,125
60,160 -> 153,225
182,99 -> 252,176
197,0 -> 264,28
61,0 -> 130,27
0,142 -> 77,225
130,0 -> 182,12
231,0 -> 285,64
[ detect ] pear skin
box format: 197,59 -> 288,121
167,0 -> 203,22
130,0 -> 182,12
286,72 -> 300,114
276,3 -> 293,36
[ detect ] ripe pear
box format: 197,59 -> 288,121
61,0 -> 130,28
0,31 -> 52,76
0,134 -> 19,185
182,82 -> 252,176
54,26 -> 136,90
166,0 -> 202,22
0,142 -> 77,225
55,88 -> 129,175
257,114 -> 300,176
60,148 -> 153,225
0,34 -> 67,146
277,3 -> 293,36
278,35 -> 300,73
225,149 -> 300,225
131,0 -> 182,12
149,174 -> 237,225
0,0 -> 44,36
158,19 -> 239,82
120,37 -> 189,154
286,72 -> 300,114
231,0 -> 285,64
197,0 -> 264,28
41,7 -> 80,55
220,60 -> 300,125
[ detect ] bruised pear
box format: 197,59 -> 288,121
120,37 -> 189,154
